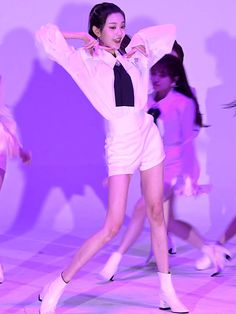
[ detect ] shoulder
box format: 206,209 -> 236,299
147,93 -> 157,109
174,92 -> 195,109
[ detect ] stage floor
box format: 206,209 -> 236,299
0,229 -> 235,314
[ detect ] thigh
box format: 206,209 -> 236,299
104,174 -> 131,227
140,162 -> 164,213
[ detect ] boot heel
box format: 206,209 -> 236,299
38,283 -> 49,302
225,254 -> 232,261
40,275 -> 67,314
99,252 -> 122,281
158,272 -> 189,313
0,264 -> 4,284
159,298 -> 171,310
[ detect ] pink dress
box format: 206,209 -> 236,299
0,78 -> 22,170
147,90 -> 201,196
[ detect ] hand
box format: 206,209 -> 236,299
82,35 -> 114,56
125,45 -> 147,58
19,148 -> 32,164
63,32 -> 100,56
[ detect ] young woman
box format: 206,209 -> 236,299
36,2 -> 188,314
100,54 -> 230,282
0,76 -> 31,283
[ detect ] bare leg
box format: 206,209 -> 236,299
218,216 -> 236,245
40,174 -> 133,313
168,193 -> 205,250
117,197 -> 146,254
146,197 -> 172,263
63,174 -> 131,281
99,195 -> 147,280
0,168 -> 5,283
163,199 -> 170,226
141,164 -> 188,313
141,163 -> 168,273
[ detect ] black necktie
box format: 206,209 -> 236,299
147,107 -> 161,124
113,62 -> 134,107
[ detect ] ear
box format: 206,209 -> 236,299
92,26 -> 101,38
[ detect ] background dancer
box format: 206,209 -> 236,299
0,75 -> 31,283
100,54 -> 230,282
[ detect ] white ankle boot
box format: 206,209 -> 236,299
0,264 -> 4,283
195,253 -> 211,270
195,244 -> 231,275
99,252 -> 122,281
158,272 -> 189,313
39,274 -> 67,314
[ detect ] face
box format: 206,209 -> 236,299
95,13 -> 126,51
151,71 -> 174,96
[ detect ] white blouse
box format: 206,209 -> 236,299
36,24 -> 176,121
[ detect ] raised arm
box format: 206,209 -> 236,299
62,31 -> 99,50
36,24 -> 99,71
126,24 -> 176,68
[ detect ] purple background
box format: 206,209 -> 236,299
0,0 -> 235,243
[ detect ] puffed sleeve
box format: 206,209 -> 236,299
35,24 -> 85,75
126,24 -> 176,68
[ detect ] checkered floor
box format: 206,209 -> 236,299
0,227 -> 235,314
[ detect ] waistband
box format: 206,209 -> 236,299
106,110 -> 148,135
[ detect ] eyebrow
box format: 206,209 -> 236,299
107,21 -> 125,25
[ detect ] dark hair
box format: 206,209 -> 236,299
172,40 -> 184,63
151,54 -> 204,127
223,100 -> 236,116
119,34 -> 131,55
88,2 -> 125,39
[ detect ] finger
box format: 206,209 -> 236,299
125,49 -> 136,58
84,39 -> 98,49
135,46 -> 148,57
102,46 -> 114,52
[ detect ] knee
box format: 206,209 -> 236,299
147,200 -> 164,225
102,222 -> 122,243
133,198 -> 146,218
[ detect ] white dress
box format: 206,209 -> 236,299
36,24 -> 176,175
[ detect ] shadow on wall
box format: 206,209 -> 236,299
127,16 -> 157,35
204,30 -> 236,239
1,3 -> 108,235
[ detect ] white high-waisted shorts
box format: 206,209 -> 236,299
105,111 -> 165,176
